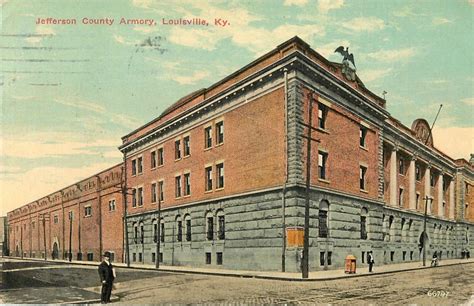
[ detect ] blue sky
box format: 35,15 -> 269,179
1,0 -> 473,215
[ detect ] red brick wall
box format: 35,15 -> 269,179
126,88 -> 286,215
300,89 -> 380,200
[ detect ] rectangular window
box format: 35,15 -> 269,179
399,158 -> 405,175
318,103 -> 327,129
139,252 -> 142,262
216,252 -> 223,265
186,219 -> 191,241
151,150 -> 157,169
175,140 -> 181,160
416,193 -> 420,210
318,151 -> 328,180
218,215 -> 225,240
360,216 -> 367,240
216,121 -> 224,145
158,147 -> 164,166
430,173 -> 435,187
399,188 -> 404,207
205,126 -> 212,149
84,206 -> 92,217
54,215 -> 59,224
216,163 -> 224,188
390,251 -> 395,262
362,251 -> 365,263
133,253 -> 136,262
159,252 -> 163,263
32,221 -> 35,229
207,217 -> 214,240
328,251 -> 332,265
138,187 -> 143,206
132,188 -> 137,207
410,251 -> 414,261
415,164 -> 421,181
184,136 -> 190,156
77,253 -> 82,261
108,199 -> 116,211
320,252 -> 325,266
153,223 -> 158,242
175,176 -> 182,198
360,166 -> 367,190
151,183 -> 157,203
158,181 -> 164,202
184,173 -> 191,196
205,166 -> 213,191
137,156 -> 143,174
318,210 -> 328,238
205,252 -> 211,264
359,126 -> 367,147
402,251 -> 406,261
132,159 -> 137,176
87,253 -> 93,261
177,221 -> 182,242
152,252 -> 156,263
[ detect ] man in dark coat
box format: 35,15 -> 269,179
367,251 -> 375,272
98,251 -> 115,303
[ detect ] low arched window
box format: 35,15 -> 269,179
175,215 -> 182,242
318,200 -> 329,238
205,211 -> 214,241
360,207 -> 368,240
184,214 -> 192,241
217,210 -> 225,240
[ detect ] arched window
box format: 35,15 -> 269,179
133,222 -> 138,244
205,211 -> 214,241
401,218 -> 406,242
360,207 -> 368,240
160,218 -> 165,243
318,200 -> 329,238
139,221 -> 144,244
184,214 -> 192,241
388,216 -> 394,242
152,219 -> 158,243
217,210 -> 225,240
175,215 -> 182,242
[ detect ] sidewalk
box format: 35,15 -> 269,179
5,256 -> 473,281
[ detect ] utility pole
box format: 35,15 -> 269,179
122,153 -> 131,267
20,224 -> 23,259
69,212 -> 73,262
155,187 -> 162,269
422,195 -> 432,266
300,91 -> 320,279
41,213 -> 48,260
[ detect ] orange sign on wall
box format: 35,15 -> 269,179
286,227 -> 304,247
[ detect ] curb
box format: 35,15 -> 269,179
3,256 -> 473,282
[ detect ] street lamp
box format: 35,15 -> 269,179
422,196 -> 433,266
68,211 -> 73,262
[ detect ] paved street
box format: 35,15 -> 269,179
1,258 -> 473,304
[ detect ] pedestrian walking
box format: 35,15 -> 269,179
98,251 -> 115,304
368,251 -> 375,272
431,251 -> 438,267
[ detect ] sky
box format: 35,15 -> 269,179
1,0 -> 473,215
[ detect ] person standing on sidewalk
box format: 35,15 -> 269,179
368,251 -> 375,272
98,251 -> 116,304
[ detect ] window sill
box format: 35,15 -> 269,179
150,167 -> 157,171
215,142 -> 224,148
317,127 -> 330,134
215,187 -> 224,191
183,195 -> 191,198
174,158 -> 182,162
204,147 -> 212,152
318,178 -> 330,184
204,190 -> 213,194
157,164 -> 164,168
151,201 -> 157,205
183,155 -> 190,159
359,145 -> 368,152
360,189 -> 369,194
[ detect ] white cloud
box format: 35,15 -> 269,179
54,98 -> 106,113
318,0 -> 344,14
113,34 -> 139,46
461,97 -> 474,106
284,0 -> 308,6
432,127 -> 474,160
173,70 -> 210,85
367,48 -> 416,62
432,17 -> 452,25
26,26 -> 55,44
0,162 -> 117,215
342,17 -> 385,32
358,68 -> 392,82
10,95 -> 34,101
393,6 -> 426,18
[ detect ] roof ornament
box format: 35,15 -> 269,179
334,46 -> 356,81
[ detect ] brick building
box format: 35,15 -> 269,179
119,36 -> 473,271
7,164 -> 124,262
0,216 -> 8,256
7,37 -> 474,270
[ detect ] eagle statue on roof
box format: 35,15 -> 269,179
334,46 -> 356,69
334,46 -> 357,81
